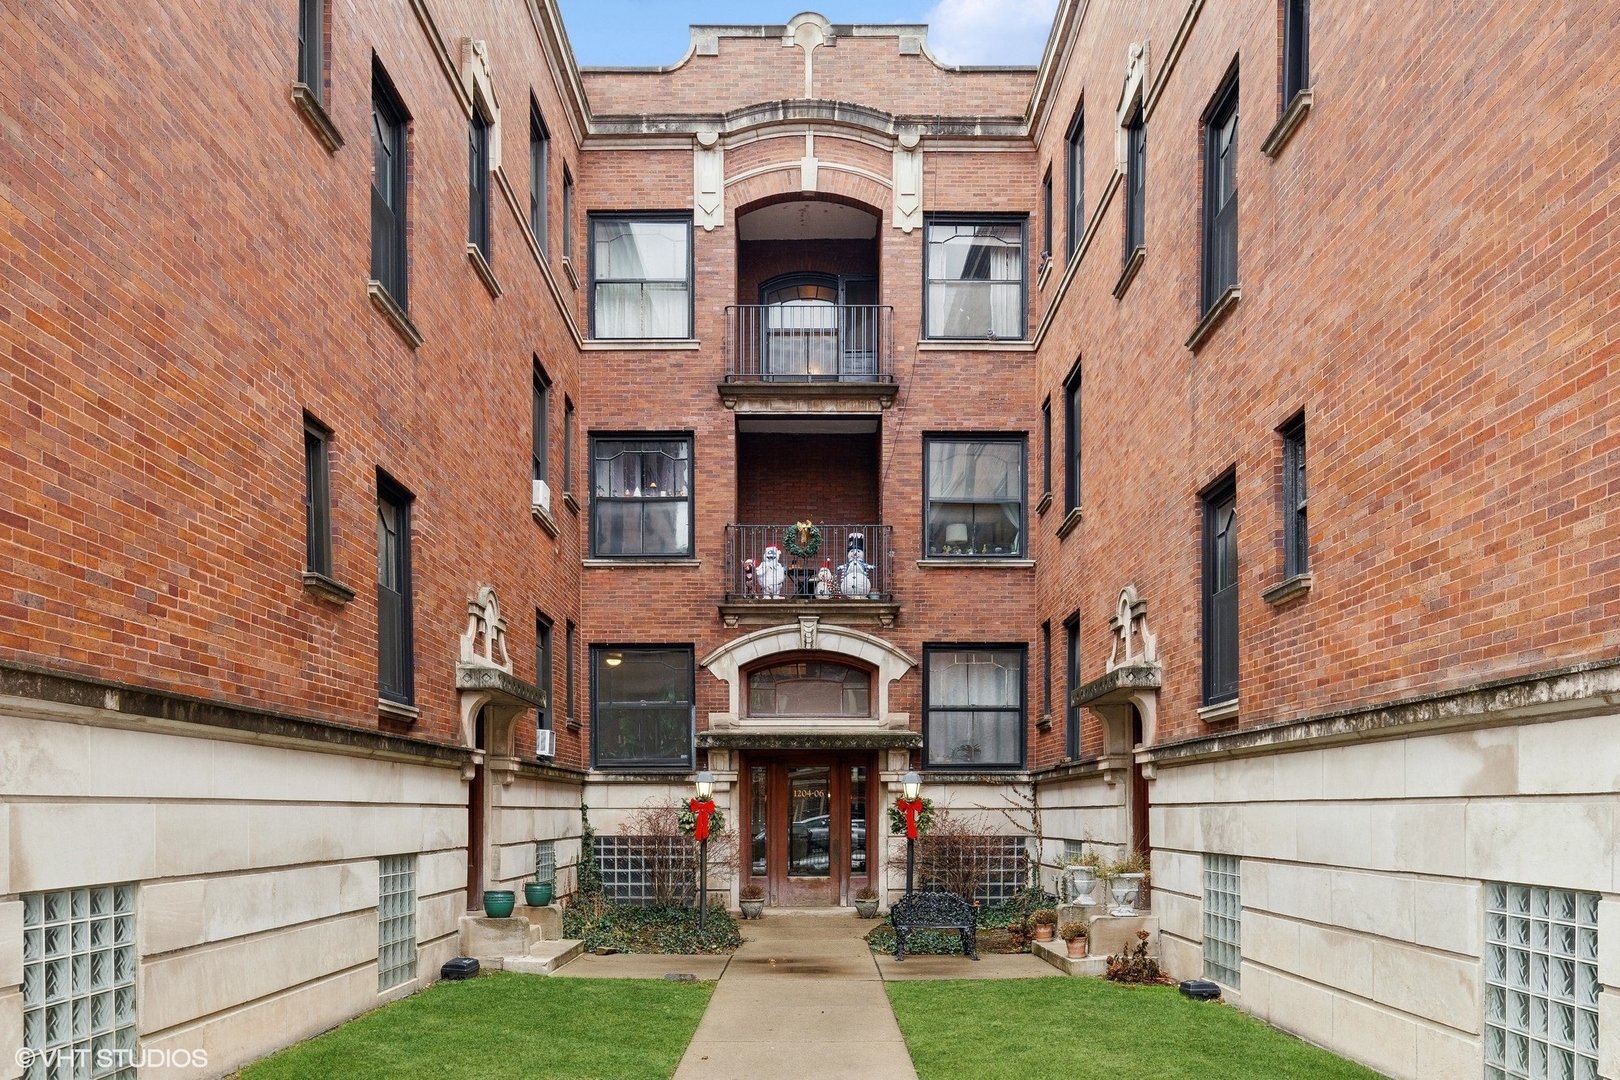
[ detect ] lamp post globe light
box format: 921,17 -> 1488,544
693,770 -> 715,929
900,771 -> 922,895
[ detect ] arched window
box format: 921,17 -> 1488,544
747,660 -> 872,718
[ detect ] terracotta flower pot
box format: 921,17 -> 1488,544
1066,938 -> 1088,958
1034,923 -> 1055,942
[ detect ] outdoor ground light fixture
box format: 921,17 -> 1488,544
899,771 -> 923,895
692,770 -> 716,928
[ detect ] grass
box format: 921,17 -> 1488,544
887,979 -> 1385,1080
238,972 -> 712,1080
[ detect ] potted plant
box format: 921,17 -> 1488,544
854,886 -> 880,918
1108,851 -> 1150,916
1063,851 -> 1102,908
1060,921 -> 1089,958
738,883 -> 765,920
482,889 -> 516,919
1031,907 -> 1058,942
525,878 -> 553,907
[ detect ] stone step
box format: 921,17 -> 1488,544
1031,938 -> 1109,977
503,938 -> 584,975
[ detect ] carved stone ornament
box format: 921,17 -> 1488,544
798,614 -> 819,651
460,585 -> 512,673
892,134 -> 923,232
1105,585 -> 1158,673
694,133 -> 723,230
460,39 -> 501,167
1115,41 -> 1149,173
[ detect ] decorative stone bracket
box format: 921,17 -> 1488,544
455,586 -> 546,783
1073,585 -> 1162,784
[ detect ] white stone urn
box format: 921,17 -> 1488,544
1109,873 -> 1145,916
1066,866 -> 1100,908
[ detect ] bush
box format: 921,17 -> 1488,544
909,810 -> 1026,903
1105,930 -> 1171,984
563,900 -> 741,955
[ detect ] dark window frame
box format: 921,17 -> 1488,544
468,105 -> 493,262
1040,621 -> 1053,719
532,363 -> 551,487
590,644 -> 696,770
1065,104 -> 1085,259
1124,104 -> 1146,261
376,471 -> 415,706
297,0 -> 324,97
1040,397 -> 1053,504
1201,70 -> 1240,313
529,98 -> 549,255
535,614 -> 554,732
370,60 -> 410,307
1064,614 -> 1081,758
562,396 -> 576,498
1040,167 -> 1054,265
303,416 -> 333,578
921,644 -> 1028,771
922,433 -> 1028,560
564,620 -> 578,724
1063,365 -> 1082,514
1280,414 -> 1308,578
561,165 -> 574,263
1283,0 -> 1310,104
1201,472 -> 1239,706
587,212 -> 695,341
588,432 -> 695,558
922,213 -> 1029,341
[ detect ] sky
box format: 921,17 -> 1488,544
555,0 -> 1060,68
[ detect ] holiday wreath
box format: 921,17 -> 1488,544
783,520 -> 822,559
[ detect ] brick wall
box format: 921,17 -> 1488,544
737,433 -> 880,526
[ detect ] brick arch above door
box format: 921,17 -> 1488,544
701,617 -> 915,730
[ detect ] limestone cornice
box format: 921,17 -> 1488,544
584,98 -> 1030,143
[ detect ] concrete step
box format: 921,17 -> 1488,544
503,938 -> 584,975
1031,938 -> 1109,977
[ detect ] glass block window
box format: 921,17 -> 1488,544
1203,854 -> 1242,989
1485,883 -> 1600,1080
377,855 -> 417,991
535,839 -> 556,885
593,835 -> 694,906
22,885 -> 137,1080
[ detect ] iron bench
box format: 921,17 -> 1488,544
890,891 -> 979,961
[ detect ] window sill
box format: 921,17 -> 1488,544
1261,88 -> 1313,158
581,338 -> 701,351
1185,284 -> 1241,352
1262,572 -> 1314,607
565,715 -> 581,732
1197,699 -> 1239,725
467,243 -> 503,299
1035,491 -> 1053,516
378,698 -> 421,722
915,558 -> 1034,569
561,255 -> 579,289
1037,257 -> 1053,291
1113,246 -> 1146,299
1055,506 -> 1082,539
582,557 -> 701,568
290,83 -> 344,153
915,339 -> 1035,352
531,503 -> 560,538
367,280 -> 423,349
562,491 -> 581,515
1035,713 -> 1053,733
301,571 -> 356,605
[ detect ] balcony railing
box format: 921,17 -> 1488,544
723,305 -> 895,382
723,524 -> 894,602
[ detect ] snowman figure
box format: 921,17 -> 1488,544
757,545 -> 788,599
839,532 -> 873,598
814,560 -> 835,599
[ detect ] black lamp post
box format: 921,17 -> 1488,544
901,771 -> 922,895
693,770 -> 715,930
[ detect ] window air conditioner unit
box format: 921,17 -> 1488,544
535,728 -> 556,758
532,479 -> 552,514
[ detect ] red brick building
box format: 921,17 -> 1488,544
1,0 -> 1617,1076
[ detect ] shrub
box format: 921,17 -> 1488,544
1059,921 -> 1088,943
1105,930 -> 1171,984
909,809 -> 1026,903
563,901 -> 741,955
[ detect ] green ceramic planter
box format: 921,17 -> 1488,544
482,890 -> 516,919
525,882 -> 553,907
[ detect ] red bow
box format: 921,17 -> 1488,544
898,797 -> 924,840
689,798 -> 716,841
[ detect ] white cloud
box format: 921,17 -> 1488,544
923,0 -> 1060,66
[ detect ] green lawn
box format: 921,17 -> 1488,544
238,973 -> 712,1080
887,979 -> 1385,1080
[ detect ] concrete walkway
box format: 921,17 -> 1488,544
673,911 -> 918,1080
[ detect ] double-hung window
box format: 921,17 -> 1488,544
1124,106 -> 1146,259
924,436 -> 1025,558
593,646 -> 694,768
1202,475 -> 1238,706
924,217 -> 1027,340
1063,368 -> 1082,514
590,436 -> 693,557
529,101 -> 549,253
925,647 -> 1025,768
469,108 -> 492,263
1281,415 -> 1308,577
1066,107 -> 1085,259
377,473 -> 414,705
1284,0 -> 1310,104
532,365 -> 551,508
1064,614 -> 1081,757
303,417 -> 333,579
564,621 -> 578,724
297,0 -> 323,95
1040,169 -> 1054,265
562,397 -> 576,498
370,64 -> 409,305
536,615 -> 554,733
589,215 -> 692,339
1040,622 -> 1053,719
1202,77 -> 1240,311
1040,398 -> 1053,506
561,166 -> 575,262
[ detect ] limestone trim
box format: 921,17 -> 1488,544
1261,572 -> 1314,607
466,243 -> 503,299
1261,88 -> 1314,158
1185,284 -> 1241,351
1144,654 -> 1620,766
700,621 -> 917,727
290,83 -> 344,152
1055,506 -> 1082,539
300,570 -> 356,605
367,281 -> 423,349
915,558 -> 1035,569
1112,245 -> 1146,299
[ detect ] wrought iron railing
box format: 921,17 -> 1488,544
723,305 -> 894,382
723,524 -> 894,601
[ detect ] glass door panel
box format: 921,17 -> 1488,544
750,765 -> 767,877
787,767 -> 831,878
850,766 -> 868,874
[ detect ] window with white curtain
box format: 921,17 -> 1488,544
924,647 -> 1024,767
589,215 -> 692,339
924,218 -> 1026,340
590,436 -> 692,556
925,437 -> 1025,558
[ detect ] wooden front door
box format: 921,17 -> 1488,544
741,752 -> 873,906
